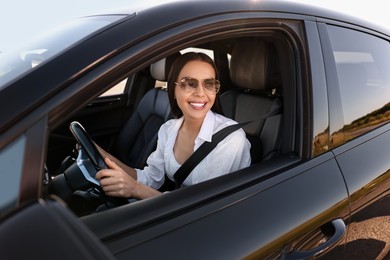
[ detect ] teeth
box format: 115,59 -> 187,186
190,102 -> 205,107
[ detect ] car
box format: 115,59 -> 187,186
1,0 -> 390,259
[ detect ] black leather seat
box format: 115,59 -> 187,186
220,38 -> 283,163
111,54 -> 180,168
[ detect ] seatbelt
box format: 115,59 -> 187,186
173,106 -> 281,189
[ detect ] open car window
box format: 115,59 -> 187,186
45,28 -> 297,218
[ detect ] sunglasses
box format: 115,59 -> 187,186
175,77 -> 220,94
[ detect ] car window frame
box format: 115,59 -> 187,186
30,11 -> 307,225
54,13 -> 305,217
55,17 -> 302,173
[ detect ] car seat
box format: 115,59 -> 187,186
111,53 -> 180,168
220,38 -> 283,163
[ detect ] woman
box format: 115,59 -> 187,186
96,52 -> 251,200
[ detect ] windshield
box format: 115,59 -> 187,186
0,14 -> 127,88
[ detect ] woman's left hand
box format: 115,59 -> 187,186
96,157 -> 161,199
96,157 -> 138,198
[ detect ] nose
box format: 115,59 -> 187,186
192,83 -> 206,96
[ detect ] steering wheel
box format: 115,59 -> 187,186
69,121 -> 107,182
48,121 -> 128,212
70,121 -> 129,206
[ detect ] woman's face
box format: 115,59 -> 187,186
174,60 -> 217,121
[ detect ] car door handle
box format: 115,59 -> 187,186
284,218 -> 346,260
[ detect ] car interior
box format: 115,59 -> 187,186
44,33 -> 296,216
220,37 -> 283,163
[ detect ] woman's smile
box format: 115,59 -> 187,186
189,101 -> 207,109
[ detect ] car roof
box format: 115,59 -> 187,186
102,0 -> 390,36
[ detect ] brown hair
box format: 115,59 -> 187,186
167,52 -> 222,118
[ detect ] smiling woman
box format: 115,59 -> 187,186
92,52 -> 251,199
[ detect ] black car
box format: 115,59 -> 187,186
1,0 -> 390,259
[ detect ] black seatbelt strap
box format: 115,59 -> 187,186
173,106 -> 281,189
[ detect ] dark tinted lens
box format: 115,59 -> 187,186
184,78 -> 199,89
204,78 -> 220,93
178,77 -> 220,93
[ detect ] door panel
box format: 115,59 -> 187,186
317,21 -> 390,258
89,153 -> 349,259
331,127 -> 390,259
334,127 -> 390,210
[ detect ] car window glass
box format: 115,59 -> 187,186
0,15 -> 127,89
0,135 -> 26,215
99,78 -> 127,97
328,25 -> 390,144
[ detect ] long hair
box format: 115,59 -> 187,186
167,52 -> 222,118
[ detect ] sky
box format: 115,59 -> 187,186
0,0 -> 164,52
0,0 -> 389,52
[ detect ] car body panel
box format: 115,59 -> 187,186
335,125 -> 390,211
98,154 -> 348,259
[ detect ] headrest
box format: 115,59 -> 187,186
230,38 -> 276,91
150,52 -> 181,81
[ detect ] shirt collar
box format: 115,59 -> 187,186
197,110 -> 215,143
174,110 -> 215,146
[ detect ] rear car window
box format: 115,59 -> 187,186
328,25 -> 390,143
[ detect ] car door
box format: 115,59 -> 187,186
79,153 -> 348,259
318,22 -> 390,259
0,5 -> 354,260
78,14 -> 351,259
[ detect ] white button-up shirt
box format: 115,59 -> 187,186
136,111 -> 251,189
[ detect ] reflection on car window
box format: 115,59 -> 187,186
0,135 -> 26,216
0,15 -> 127,89
328,25 -> 390,145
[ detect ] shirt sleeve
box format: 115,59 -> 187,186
135,124 -> 168,190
